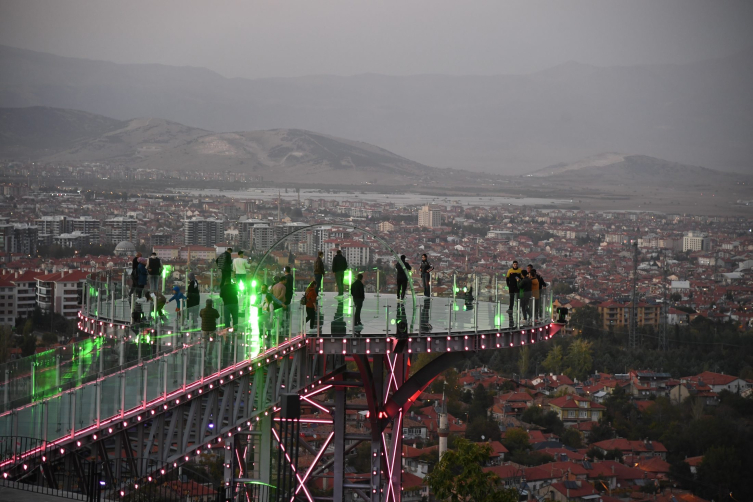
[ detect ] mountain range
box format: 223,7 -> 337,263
0,106 -> 440,186
1,44 -> 752,175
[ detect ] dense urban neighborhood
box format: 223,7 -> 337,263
1,172 -> 752,501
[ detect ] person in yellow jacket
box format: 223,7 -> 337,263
505,260 -> 522,312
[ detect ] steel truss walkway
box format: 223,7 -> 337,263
0,225 -> 563,501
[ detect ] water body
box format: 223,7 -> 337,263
168,188 -> 571,208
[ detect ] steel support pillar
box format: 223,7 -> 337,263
333,387 -> 346,502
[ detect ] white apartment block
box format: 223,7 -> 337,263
418,205 -> 441,228
36,270 -> 88,319
683,231 -> 712,252
324,240 -> 372,268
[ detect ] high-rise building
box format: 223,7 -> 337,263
35,215 -> 68,237
682,231 -> 712,252
324,240 -> 372,267
237,219 -> 268,248
184,218 -> 225,247
250,225 -> 279,252
418,205 -> 441,228
69,216 -> 101,244
0,223 -> 38,255
105,217 -> 138,245
12,224 -> 38,255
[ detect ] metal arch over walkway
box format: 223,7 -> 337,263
0,244 -> 562,502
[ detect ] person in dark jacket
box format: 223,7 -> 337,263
314,251 -> 325,294
505,260 -> 522,312
350,273 -> 365,329
331,249 -> 348,297
136,262 -> 148,298
419,254 -> 433,297
395,255 -> 412,302
147,252 -> 162,292
129,252 -> 144,297
186,272 -> 200,327
517,269 -> 533,324
220,281 -> 239,328
200,299 -> 220,335
304,281 -> 319,330
283,266 -> 294,306
216,248 -> 233,289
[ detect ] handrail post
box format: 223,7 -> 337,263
96,380 -> 101,427
183,347 -> 188,391
385,305 -> 390,335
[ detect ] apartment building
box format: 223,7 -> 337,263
36,270 -> 88,319
323,240 -> 372,267
184,218 -> 225,247
0,278 -> 17,326
105,217 -> 138,245
5,270 -> 43,319
418,205 -> 441,228
597,301 -> 661,330
69,216 -> 101,244
682,231 -> 712,252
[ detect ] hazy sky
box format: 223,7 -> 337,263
1,0 -> 752,78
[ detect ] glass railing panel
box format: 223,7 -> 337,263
205,340 -> 220,376
165,352 -> 183,395
45,393 -> 72,443
144,359 -> 163,404
74,383 -> 97,433
16,402 -> 43,440
185,342 -> 204,384
99,372 -> 122,421
122,366 -> 144,413
0,413 -> 13,437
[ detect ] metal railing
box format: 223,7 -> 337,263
0,439 -> 227,502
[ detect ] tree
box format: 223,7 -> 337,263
517,346 -> 530,377
560,428 -> 583,449
21,335 -> 36,357
465,416 -> 502,442
502,428 -> 530,454
564,338 -> 593,381
542,345 -> 564,375
587,421 -> 614,444
569,306 -> 601,339
425,438 -> 518,502
461,389 -> 473,404
0,326 -> 11,364
520,406 -> 563,435
410,352 -> 438,377
696,446 -> 743,502
469,384 -> 493,419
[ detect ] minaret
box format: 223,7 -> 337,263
438,389 -> 449,461
277,190 -> 281,222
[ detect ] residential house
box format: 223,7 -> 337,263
548,396 -> 605,425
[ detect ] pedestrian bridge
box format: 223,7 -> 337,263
0,225 -> 562,502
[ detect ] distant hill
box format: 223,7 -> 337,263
1,44 -> 752,174
528,153 -> 748,189
0,106 -> 437,185
0,106 -> 126,158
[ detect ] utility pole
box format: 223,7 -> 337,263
629,241 -> 638,350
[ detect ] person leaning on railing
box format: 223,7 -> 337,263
200,299 -> 220,339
